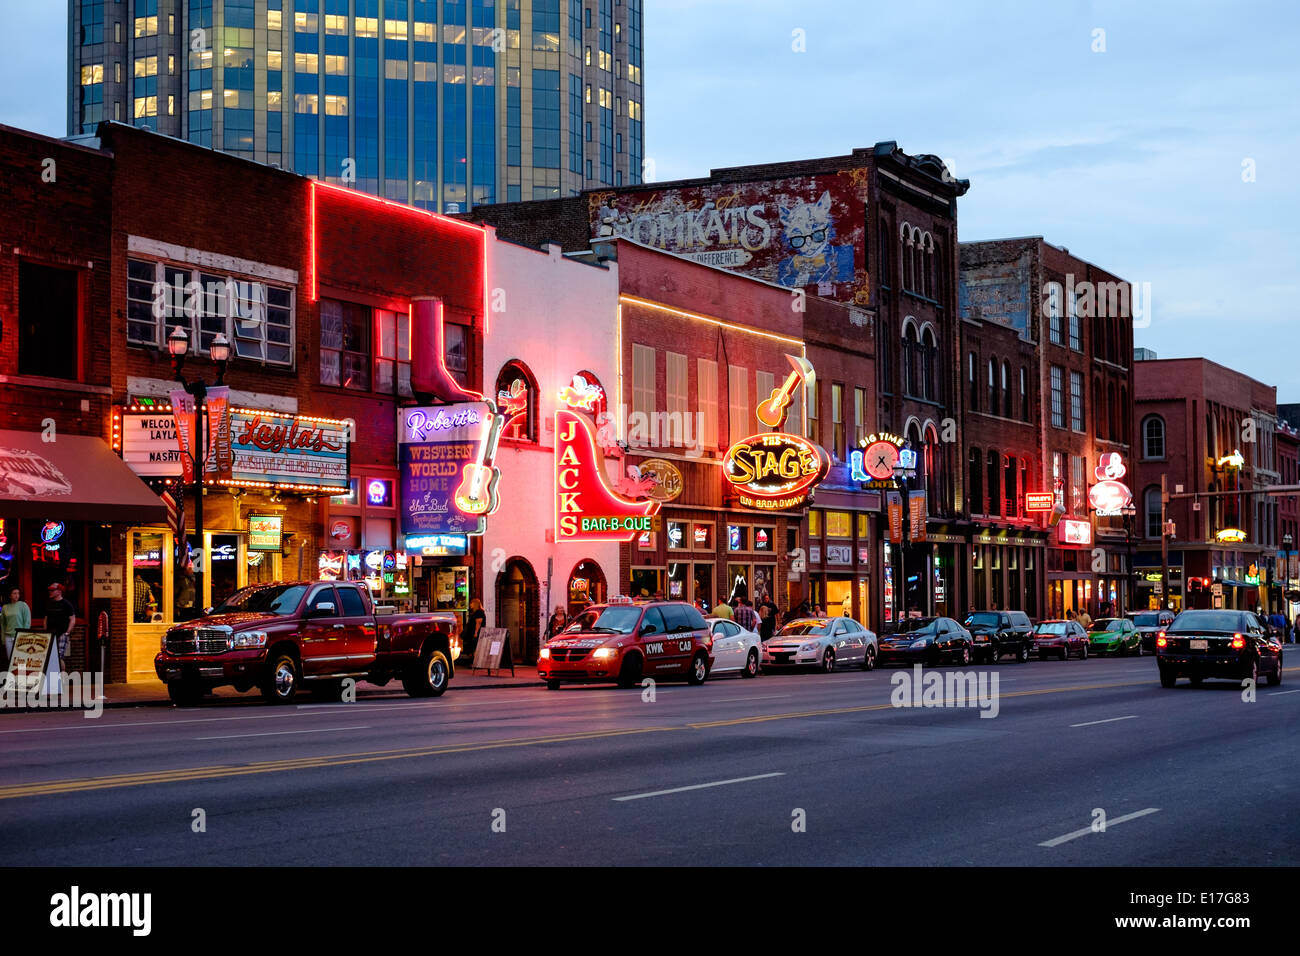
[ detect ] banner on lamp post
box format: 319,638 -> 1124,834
169,389 -> 197,483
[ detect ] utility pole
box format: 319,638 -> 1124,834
1160,474 -> 1170,612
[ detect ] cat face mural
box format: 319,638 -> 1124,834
776,191 -> 855,288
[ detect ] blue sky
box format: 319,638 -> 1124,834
3,1 -> 1296,401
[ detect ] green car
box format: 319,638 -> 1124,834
1087,618 -> 1143,656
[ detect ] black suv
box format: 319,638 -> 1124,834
964,610 -> 1035,663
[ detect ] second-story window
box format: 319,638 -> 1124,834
320,298 -> 371,390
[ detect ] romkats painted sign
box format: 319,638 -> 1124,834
589,171 -> 870,304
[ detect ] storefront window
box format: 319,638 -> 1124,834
692,523 -> 713,550
693,563 -> 713,608
132,531 -> 165,623
726,564 -> 749,602
246,548 -> 278,587
727,525 -> 748,552
857,513 -> 869,537
809,510 -> 821,536
825,511 -> 852,537
666,520 -> 688,549
629,567 -> 663,600
209,533 -> 241,608
752,564 -> 776,603
753,527 -> 774,552
667,562 -> 688,600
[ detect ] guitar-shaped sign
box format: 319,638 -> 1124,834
453,409 -> 503,516
756,354 -> 815,430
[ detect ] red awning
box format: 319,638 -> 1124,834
0,429 -> 167,523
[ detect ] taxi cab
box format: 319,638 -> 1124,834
538,597 -> 714,690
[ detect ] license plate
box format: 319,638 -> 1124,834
975,636 -> 987,642
1190,639 -> 1208,650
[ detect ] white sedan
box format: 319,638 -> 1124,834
762,617 -> 878,672
705,617 -> 762,678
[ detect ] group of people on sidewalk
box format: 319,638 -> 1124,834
1,582 -> 78,692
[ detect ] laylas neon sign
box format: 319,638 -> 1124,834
724,433 -> 830,510
555,409 -> 659,541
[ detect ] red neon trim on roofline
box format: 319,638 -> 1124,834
312,179 -> 486,237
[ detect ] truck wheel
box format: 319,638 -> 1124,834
687,652 -> 709,685
403,649 -> 450,698
261,653 -> 300,704
616,653 -> 643,688
168,681 -> 203,706
1016,644 -> 1030,663
546,680 -> 561,690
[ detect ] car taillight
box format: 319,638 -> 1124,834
1156,635 -> 1167,648
1231,634 -> 1245,649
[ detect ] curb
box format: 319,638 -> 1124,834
3,674 -> 542,713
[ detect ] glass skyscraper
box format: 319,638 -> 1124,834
68,0 -> 643,211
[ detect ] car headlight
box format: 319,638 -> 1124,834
910,638 -> 930,649
591,647 -> 618,660
231,631 -> 267,649
539,647 -> 551,659
800,642 -> 820,653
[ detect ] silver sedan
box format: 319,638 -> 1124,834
761,617 -> 877,672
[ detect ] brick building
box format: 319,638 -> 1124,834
960,238 -> 1135,619
465,141 -> 967,627
2,121 -> 492,683
1277,418 -> 1299,621
1132,356 -> 1280,613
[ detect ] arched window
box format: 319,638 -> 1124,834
922,327 -> 937,400
901,231 -> 914,291
1001,361 -> 1012,418
1093,376 -> 1105,439
987,450 -> 1001,516
496,360 -> 539,442
1144,485 -> 1162,539
1108,381 -> 1119,441
1120,386 -> 1129,443
879,317 -> 893,394
1004,454 -> 1017,517
968,351 -> 978,411
904,325 -> 920,396
968,447 -> 983,514
987,358 -> 997,414
1142,415 -> 1166,460
1019,366 -> 1030,422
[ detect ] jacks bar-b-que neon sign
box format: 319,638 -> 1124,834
555,409 -> 659,542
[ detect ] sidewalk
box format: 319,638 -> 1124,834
60,663 -> 539,710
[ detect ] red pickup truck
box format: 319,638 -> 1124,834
155,581 -> 458,705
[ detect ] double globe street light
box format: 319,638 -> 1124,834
168,326 -> 230,614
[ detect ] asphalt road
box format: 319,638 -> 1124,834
1,654 -> 1296,866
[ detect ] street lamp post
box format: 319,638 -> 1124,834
168,327 -> 230,611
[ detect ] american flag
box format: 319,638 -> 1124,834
161,489 -> 184,544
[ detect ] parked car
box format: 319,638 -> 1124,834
1129,609 -> 1176,654
706,617 -> 762,678
1157,609 -> 1283,688
538,599 -> 713,689
1087,617 -> 1142,656
1032,619 -> 1090,660
761,616 -> 877,672
155,581 -> 458,705
963,610 -> 1035,663
878,616 -> 975,666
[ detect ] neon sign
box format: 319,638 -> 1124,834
1058,518 -> 1092,546
1215,528 -> 1247,543
558,373 -> 606,413
724,432 -> 830,510
398,401 -> 503,536
555,409 -> 660,542
851,432 -> 907,488
1089,452 -> 1133,516
1025,493 -> 1055,512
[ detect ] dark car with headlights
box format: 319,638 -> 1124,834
878,616 -> 975,666
963,610 -> 1034,663
1129,609 -> 1176,654
538,599 -> 713,689
1156,609 -> 1283,688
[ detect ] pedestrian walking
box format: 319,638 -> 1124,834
461,597 -> 487,662
759,604 -> 777,643
734,598 -> 760,633
545,606 -> 568,642
43,582 -> 77,693
2,586 -> 31,667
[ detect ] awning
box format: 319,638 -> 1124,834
0,429 -> 167,523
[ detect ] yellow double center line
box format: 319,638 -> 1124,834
0,673 -> 1275,800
